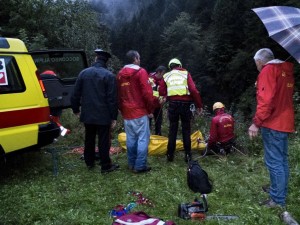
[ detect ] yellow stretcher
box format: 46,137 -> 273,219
118,130 -> 206,155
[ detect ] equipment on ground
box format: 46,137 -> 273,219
178,195 -> 208,220
178,195 -> 239,221
187,160 -> 212,194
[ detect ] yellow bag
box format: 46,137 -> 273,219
117,130 -> 206,155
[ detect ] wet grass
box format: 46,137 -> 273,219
0,109 -> 299,225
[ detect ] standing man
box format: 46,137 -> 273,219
148,65 -> 167,135
207,102 -> 235,155
71,49 -> 119,173
117,50 -> 160,173
159,58 -> 202,163
248,48 -> 295,208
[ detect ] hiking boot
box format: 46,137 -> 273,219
133,166 -> 152,173
167,154 -> 174,162
262,184 -> 270,193
101,163 -> 120,174
259,198 -> 283,208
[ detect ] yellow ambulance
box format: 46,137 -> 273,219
0,37 -> 87,165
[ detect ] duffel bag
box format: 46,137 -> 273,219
112,211 -> 176,225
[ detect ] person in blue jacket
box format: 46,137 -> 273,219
71,49 -> 119,173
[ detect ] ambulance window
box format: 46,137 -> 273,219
0,56 -> 25,94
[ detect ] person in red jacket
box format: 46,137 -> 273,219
207,102 -> 235,155
159,58 -> 202,163
148,65 -> 167,135
248,48 -> 295,208
117,50 -> 160,173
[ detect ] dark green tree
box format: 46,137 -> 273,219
160,12 -> 203,73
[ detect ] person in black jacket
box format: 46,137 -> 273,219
71,49 -> 119,173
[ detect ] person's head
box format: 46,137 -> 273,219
94,49 -> 111,63
168,58 -> 182,70
253,48 -> 274,72
213,102 -> 225,113
126,50 -> 140,65
155,65 -> 167,78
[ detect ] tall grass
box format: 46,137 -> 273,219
0,108 -> 299,225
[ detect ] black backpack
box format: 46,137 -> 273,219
187,160 -> 212,194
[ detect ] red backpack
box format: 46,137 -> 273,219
112,211 -> 176,225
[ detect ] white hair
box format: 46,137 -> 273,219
253,48 -> 274,63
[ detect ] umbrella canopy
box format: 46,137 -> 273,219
252,6 -> 300,63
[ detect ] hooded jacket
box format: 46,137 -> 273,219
208,108 -> 235,148
253,60 -> 295,132
117,64 -> 159,119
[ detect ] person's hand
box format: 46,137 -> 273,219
111,120 -> 117,129
148,114 -> 154,118
248,123 -> 259,140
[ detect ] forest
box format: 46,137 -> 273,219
1,0 -> 300,120
1,1 -> 300,224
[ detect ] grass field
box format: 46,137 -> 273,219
0,109 -> 299,225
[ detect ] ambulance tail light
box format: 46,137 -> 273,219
36,70 -> 48,98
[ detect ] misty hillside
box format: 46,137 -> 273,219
90,0 -> 153,28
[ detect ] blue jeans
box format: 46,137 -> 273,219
261,127 -> 289,206
124,115 -> 150,170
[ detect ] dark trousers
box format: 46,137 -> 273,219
149,107 -> 163,135
84,124 -> 111,169
167,101 -> 192,157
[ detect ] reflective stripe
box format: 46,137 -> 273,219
149,77 -> 156,88
0,107 -> 50,129
167,85 -> 187,90
114,218 -> 165,225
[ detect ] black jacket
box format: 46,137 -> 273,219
71,60 -> 118,125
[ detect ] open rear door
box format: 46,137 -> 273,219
30,50 -> 88,109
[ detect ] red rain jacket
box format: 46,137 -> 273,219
253,60 -> 295,132
208,108 -> 235,148
117,64 -> 159,120
159,67 -> 202,109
